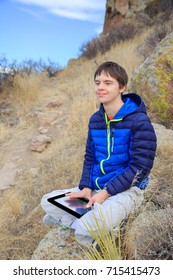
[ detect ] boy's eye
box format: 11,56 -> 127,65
94,81 -> 113,86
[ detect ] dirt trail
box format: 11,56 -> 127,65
0,78 -> 71,188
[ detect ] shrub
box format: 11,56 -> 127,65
0,55 -> 62,95
80,23 -> 137,59
145,0 -> 173,19
138,19 -> 173,60
16,58 -> 62,77
0,55 -> 62,77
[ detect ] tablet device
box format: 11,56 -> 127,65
47,192 -> 92,218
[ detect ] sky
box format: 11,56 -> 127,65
0,0 -> 106,67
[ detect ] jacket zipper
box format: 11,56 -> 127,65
100,113 -> 122,175
111,128 -> 114,152
95,113 -> 122,190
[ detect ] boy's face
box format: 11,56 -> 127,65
94,71 -> 125,106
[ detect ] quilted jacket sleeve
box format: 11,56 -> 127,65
105,115 -> 157,196
78,126 -> 94,190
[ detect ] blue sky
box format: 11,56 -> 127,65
0,0 -> 105,67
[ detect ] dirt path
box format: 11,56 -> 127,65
0,78 -> 71,189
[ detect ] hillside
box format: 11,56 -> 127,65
0,7 -> 173,259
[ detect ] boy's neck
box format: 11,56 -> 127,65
103,100 -> 124,117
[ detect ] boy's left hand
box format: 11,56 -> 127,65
86,189 -> 110,207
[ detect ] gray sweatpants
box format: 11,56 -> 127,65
41,186 -> 144,244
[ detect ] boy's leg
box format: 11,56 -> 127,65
72,186 -> 144,244
41,187 -> 80,227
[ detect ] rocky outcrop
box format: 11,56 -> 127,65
125,208 -> 173,259
32,227 -> 85,260
129,32 -> 173,127
103,0 -> 173,34
152,123 -> 173,147
104,0 -> 129,33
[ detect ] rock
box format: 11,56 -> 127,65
32,227 -> 85,260
1,107 -> 13,116
0,162 -> 17,190
37,112 -> 58,126
38,127 -> 48,134
31,135 -> 52,152
125,208 -> 173,260
46,99 -> 62,109
0,102 -> 13,115
115,0 -> 129,16
8,118 -> 19,127
103,0 -> 173,34
153,123 -> 173,146
129,32 -> 173,126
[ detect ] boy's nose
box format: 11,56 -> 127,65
98,82 -> 104,89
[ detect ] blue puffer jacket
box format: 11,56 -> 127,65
79,93 -> 157,196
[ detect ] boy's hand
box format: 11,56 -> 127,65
86,189 -> 110,208
65,187 -> 92,201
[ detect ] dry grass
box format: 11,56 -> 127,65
92,33 -> 146,83
79,209 -> 122,260
0,29 -> 172,259
122,132 -> 173,259
124,207 -> 173,260
11,72 -> 49,114
0,123 -> 10,143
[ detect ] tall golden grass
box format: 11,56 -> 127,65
78,208 -> 122,260
11,72 -> 49,114
0,123 -> 10,143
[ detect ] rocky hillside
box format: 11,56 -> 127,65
0,1 -> 173,260
103,0 -> 173,34
31,32 -> 173,260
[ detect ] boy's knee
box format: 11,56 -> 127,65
40,194 -> 49,210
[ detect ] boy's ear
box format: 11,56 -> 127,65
120,85 -> 126,94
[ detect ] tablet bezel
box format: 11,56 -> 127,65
47,192 -> 91,218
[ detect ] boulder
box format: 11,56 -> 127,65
129,32 -> 173,126
125,208 -> 173,260
32,227 -> 85,260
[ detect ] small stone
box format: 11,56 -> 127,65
31,135 -> 52,152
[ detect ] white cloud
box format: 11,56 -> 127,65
50,8 -> 103,23
18,7 -> 46,21
13,0 -> 105,23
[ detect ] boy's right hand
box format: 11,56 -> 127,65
65,187 -> 92,201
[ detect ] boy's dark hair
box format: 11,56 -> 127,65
94,61 -> 128,88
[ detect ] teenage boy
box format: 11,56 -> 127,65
41,61 -> 157,244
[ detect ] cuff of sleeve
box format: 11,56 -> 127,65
103,186 -> 111,196
79,185 -> 93,190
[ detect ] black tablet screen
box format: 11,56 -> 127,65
47,193 -> 91,218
